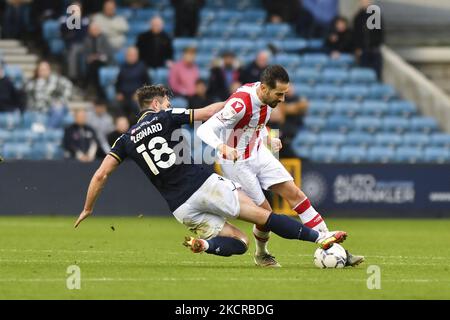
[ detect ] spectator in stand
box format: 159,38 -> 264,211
30,0 -> 64,47
63,108 -> 99,162
302,0 -> 338,38
25,61 -> 73,128
60,2 -> 90,83
262,0 -> 300,24
83,22 -> 115,98
207,51 -> 241,101
136,16 -> 174,69
0,62 -> 22,112
2,0 -> 31,40
239,50 -> 270,84
188,79 -> 214,109
115,46 -> 151,120
87,100 -> 114,156
353,0 -> 384,80
268,86 -> 308,158
325,16 -> 354,58
92,0 -> 129,51
169,46 -> 199,98
107,115 -> 130,146
171,0 -> 205,37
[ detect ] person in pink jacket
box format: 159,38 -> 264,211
169,47 -> 199,97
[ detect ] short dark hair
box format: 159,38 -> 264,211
260,65 -> 290,89
136,85 -> 172,109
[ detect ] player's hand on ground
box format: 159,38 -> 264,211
218,144 -> 239,162
74,209 -> 92,228
270,138 -> 283,152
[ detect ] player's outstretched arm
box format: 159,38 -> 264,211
74,155 -> 119,228
192,101 -> 225,122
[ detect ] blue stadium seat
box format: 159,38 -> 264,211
423,147 -> 450,163
327,53 -> 354,67
349,68 -> 377,83
43,20 -> 61,41
128,22 -> 150,37
171,97 -> 188,108
292,131 -> 318,147
382,117 -> 409,133
395,147 -> 423,163
115,49 -> 127,65
292,145 -> 311,159
375,133 -> 402,147
173,38 -> 198,52
4,65 -> 24,89
307,39 -> 324,51
321,68 -> 349,84
116,7 -> 134,19
361,100 -> 388,117
326,116 -> 352,132
134,8 -> 158,20
388,101 -> 417,117
311,146 -> 339,163
30,143 -> 64,160
304,117 -> 326,132
226,39 -> 254,54
99,67 -> 120,87
199,38 -> 225,53
341,85 -> 369,100
2,143 -> 32,160
272,54 -> 301,68
42,129 -> 64,143
313,84 -> 341,100
354,117 -> 382,133
410,117 -> 439,133
367,146 -> 395,163
368,84 -> 397,100
333,101 -> 360,117
265,24 -> 292,39
294,84 -> 314,99
0,112 -> 21,130
318,132 -> 346,146
243,9 -> 266,23
49,39 -> 65,55
151,68 -> 169,85
279,38 -> 308,52
308,100 -> 333,116
10,130 -> 39,144
0,130 -> 12,143
346,132 -> 373,146
293,68 -> 320,84
402,133 -> 430,147
337,146 -> 367,163
430,133 -> 450,147
301,53 -> 328,68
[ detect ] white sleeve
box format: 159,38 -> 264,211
197,98 -> 247,149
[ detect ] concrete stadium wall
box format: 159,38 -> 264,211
1,161 -> 450,218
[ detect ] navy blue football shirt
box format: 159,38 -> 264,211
109,108 -> 214,211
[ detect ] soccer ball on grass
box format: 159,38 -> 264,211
313,243 -> 347,269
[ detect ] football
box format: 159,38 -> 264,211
313,244 -> 348,269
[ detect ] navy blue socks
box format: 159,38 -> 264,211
264,213 -> 319,243
206,237 -> 248,257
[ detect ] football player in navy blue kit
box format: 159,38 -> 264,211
74,85 -> 347,258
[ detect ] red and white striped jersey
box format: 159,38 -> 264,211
212,82 -> 272,161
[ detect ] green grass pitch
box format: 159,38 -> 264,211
0,216 -> 449,299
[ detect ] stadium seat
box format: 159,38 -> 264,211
326,116 -> 352,132
292,145 -> 311,159
333,101 -> 360,117
341,85 -> 369,100
279,38 -> 308,52
311,146 -> 339,163
173,38 -> 198,52
313,85 -> 341,100
361,100 -> 388,117
171,97 -> 188,109
294,68 -> 320,84
30,143 -> 64,160
402,133 -> 430,147
0,130 -> 12,143
151,68 -> 169,85
327,53 -> 354,67
42,130 -> 64,143
304,117 -> 326,132
42,20 -> 61,41
369,84 -> 397,100
292,131 -> 318,147
430,133 -> 450,148
99,67 -> 120,87
0,112 -> 21,130
382,117 -> 409,133
264,23 -> 292,39
10,130 -> 39,144
301,54 -> 328,68
337,146 -> 367,163
410,117 -> 439,133
2,143 -> 32,160
349,68 -> 377,83
389,101 -> 417,117
346,132 -> 373,146
375,133 -> 402,147
321,68 -> 349,84
367,146 -> 395,163
49,39 -> 65,55
318,132 -> 346,146
423,147 -> 450,163
4,65 -> 24,89
354,117 -> 382,133
272,54 -> 301,68
395,147 -> 423,163
308,100 -> 333,116
294,84 -> 314,99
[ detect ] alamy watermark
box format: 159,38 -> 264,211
366,5 -> 382,30
66,265 -> 81,290
366,265 -> 381,290
66,4 -> 82,30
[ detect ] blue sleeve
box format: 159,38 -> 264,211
109,134 -> 128,163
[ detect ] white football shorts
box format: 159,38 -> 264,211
172,173 -> 241,240
220,145 -> 293,206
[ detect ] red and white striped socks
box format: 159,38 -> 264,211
293,198 -> 328,232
